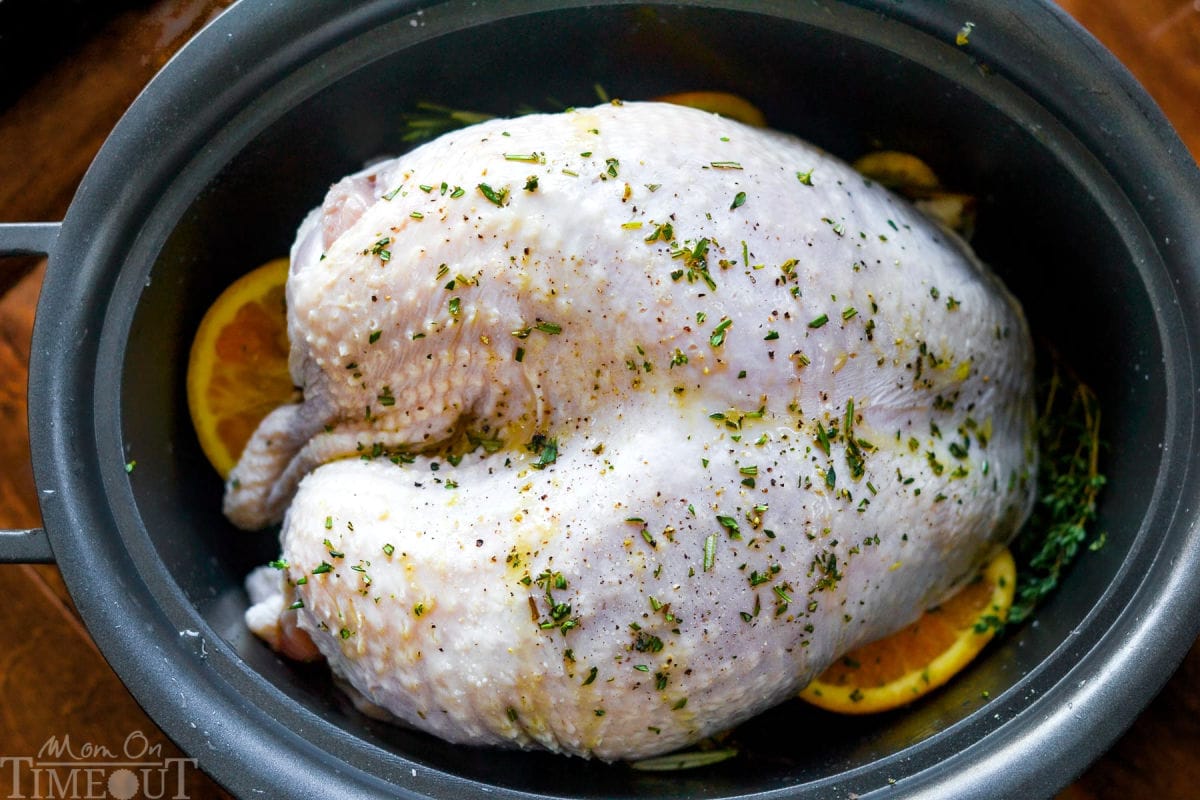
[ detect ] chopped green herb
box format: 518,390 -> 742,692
477,183 -> 509,206
717,515 -> 740,537
369,237 -> 391,262
644,221 -> 675,243
531,437 -> 559,469
703,533 -> 717,572
709,318 -> 733,347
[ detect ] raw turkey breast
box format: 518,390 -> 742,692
237,101 -> 1036,760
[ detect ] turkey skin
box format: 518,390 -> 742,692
237,101 -> 1037,760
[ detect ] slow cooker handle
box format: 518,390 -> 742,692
0,222 -> 60,564
0,222 -> 60,259
0,530 -> 54,563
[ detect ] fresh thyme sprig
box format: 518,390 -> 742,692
1008,353 -> 1106,626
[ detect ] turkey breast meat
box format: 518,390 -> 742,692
237,101 -> 1036,761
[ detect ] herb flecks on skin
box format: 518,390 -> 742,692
528,434 -> 559,469
703,534 -> 717,572
478,183 -> 509,206
531,567 -> 577,635
512,320 -> 563,339
709,318 -> 733,348
368,237 -> 391,263
669,237 -> 717,290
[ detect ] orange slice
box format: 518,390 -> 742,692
654,91 -> 767,127
799,547 -> 1015,714
852,150 -> 978,235
187,257 -> 297,478
851,150 -> 941,191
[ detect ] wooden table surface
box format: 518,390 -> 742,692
0,2 -> 1196,798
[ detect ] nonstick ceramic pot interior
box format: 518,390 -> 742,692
27,1 -> 1200,798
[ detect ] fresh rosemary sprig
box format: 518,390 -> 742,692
1008,354 -> 1106,626
398,102 -> 496,143
398,88 -> 603,143
630,744 -> 737,771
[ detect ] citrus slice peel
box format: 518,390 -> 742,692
187,257 -> 296,479
799,547 -> 1015,714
